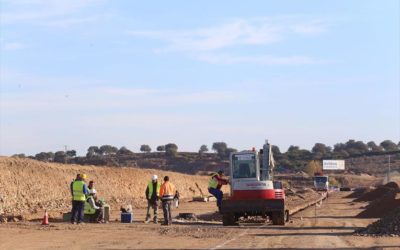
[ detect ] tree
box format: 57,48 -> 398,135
66,150 -> 76,157
305,160 -> 322,176
380,140 -> 398,152
87,146 -> 101,158
198,145 -> 208,155
367,141 -> 383,152
11,153 -> 26,158
140,144 -> 152,153
54,151 -> 67,163
165,143 -> 178,157
35,152 -> 54,162
99,145 -> 118,155
212,142 -> 228,159
225,147 -> 238,159
156,145 -> 165,152
117,146 -> 133,155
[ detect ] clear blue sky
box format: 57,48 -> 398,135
1,0 -> 399,156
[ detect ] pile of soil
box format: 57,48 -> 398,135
354,182 -> 399,202
0,157 -> 214,218
355,182 -> 400,218
356,206 -> 400,236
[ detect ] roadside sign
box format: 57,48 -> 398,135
323,160 -> 345,170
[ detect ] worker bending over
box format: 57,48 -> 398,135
159,176 -> 176,226
84,189 -> 104,223
208,170 -> 229,212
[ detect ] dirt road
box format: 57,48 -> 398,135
1,192 -> 400,249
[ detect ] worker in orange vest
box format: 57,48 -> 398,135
159,176 -> 176,226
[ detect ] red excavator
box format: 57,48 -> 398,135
220,140 -> 287,226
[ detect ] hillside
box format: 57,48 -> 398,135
0,157 -> 217,216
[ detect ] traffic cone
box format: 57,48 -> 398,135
41,210 -> 49,225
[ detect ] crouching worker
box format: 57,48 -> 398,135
208,170 -> 229,212
160,176 -> 176,226
84,189 -> 104,223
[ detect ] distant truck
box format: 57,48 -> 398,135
313,174 -> 329,191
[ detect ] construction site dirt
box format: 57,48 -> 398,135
1,192 -> 400,249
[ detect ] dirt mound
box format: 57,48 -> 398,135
384,181 -> 400,189
345,187 -> 370,199
354,183 -> 399,202
356,192 -> 400,218
356,206 -> 400,236
0,157 -> 213,217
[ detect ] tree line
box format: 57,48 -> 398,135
12,139 -> 400,167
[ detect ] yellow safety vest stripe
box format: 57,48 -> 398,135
208,173 -> 218,189
148,182 -> 161,199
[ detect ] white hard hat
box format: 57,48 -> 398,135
89,189 -> 97,195
151,175 -> 158,181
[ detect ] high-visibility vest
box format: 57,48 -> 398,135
84,197 -> 96,215
72,180 -> 86,201
147,182 -> 161,199
160,182 -> 176,200
208,173 -> 218,189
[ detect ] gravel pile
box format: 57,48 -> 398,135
356,206 -> 400,236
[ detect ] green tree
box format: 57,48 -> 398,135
66,150 -> 76,157
367,141 -> 383,152
198,145 -> 208,155
87,146 -> 101,158
54,151 -> 67,163
212,142 -> 228,159
140,144 -> 152,153
156,145 -> 165,152
35,152 -> 54,162
117,146 -> 133,155
165,143 -> 178,157
380,140 -> 398,151
11,153 -> 26,158
99,145 -> 118,155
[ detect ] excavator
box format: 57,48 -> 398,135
220,140 -> 287,226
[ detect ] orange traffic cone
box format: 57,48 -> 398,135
41,210 -> 49,225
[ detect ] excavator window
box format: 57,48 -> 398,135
232,154 -> 257,179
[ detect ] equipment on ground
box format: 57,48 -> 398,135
220,140 -> 287,226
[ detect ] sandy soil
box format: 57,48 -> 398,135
1,192 -> 400,250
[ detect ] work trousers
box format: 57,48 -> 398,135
208,188 -> 223,209
71,200 -> 85,223
162,200 -> 172,225
145,200 -> 158,222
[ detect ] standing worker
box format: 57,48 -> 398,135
159,176 -> 176,226
208,170 -> 229,212
145,175 -> 160,224
71,173 -> 88,224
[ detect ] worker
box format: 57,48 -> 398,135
159,176 -> 176,226
208,170 -> 229,212
88,180 -> 95,193
70,174 -> 80,197
71,173 -> 88,224
144,175 -> 160,224
173,190 -> 180,208
84,189 -> 103,223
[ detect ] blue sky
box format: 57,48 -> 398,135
0,0 -> 399,156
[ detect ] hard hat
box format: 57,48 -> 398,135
81,174 -> 87,179
218,169 -> 224,174
89,189 -> 97,195
151,175 -> 158,181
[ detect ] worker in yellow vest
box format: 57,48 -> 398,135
144,175 -> 160,224
208,170 -> 229,212
71,173 -> 88,224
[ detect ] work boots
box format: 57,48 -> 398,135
153,216 -> 158,224
144,215 -> 151,224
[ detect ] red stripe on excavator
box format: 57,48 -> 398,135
231,189 -> 285,200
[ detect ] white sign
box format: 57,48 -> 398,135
236,154 -> 254,161
323,160 -> 345,170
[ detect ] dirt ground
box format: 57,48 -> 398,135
1,192 -> 400,250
